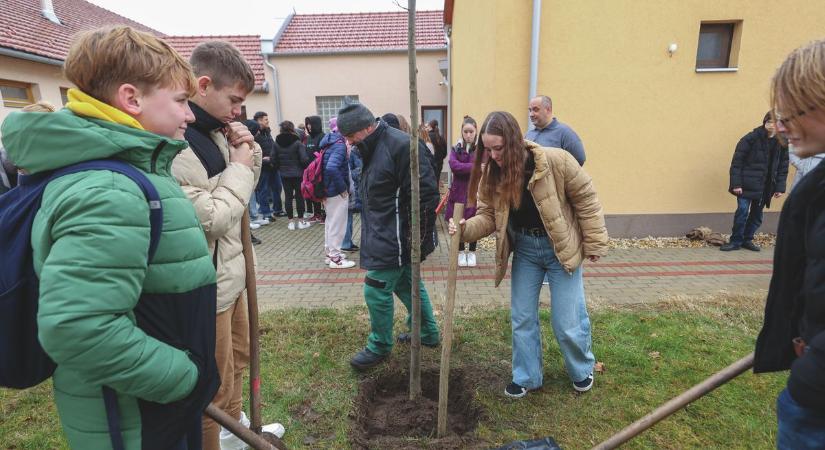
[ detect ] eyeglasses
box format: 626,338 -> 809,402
775,109 -> 811,127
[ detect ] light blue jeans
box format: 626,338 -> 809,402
510,230 -> 595,388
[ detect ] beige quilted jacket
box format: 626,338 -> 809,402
172,130 -> 262,312
462,140 -> 608,286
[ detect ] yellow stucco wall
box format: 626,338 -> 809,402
270,51 -> 448,129
451,0 -> 824,214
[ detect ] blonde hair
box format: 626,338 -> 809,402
22,101 -> 56,112
771,39 -> 825,121
63,26 -> 196,102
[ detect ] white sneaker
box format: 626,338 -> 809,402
304,212 -> 313,219
262,422 -> 285,439
298,220 -> 311,229
458,251 -> 467,267
252,217 -> 270,226
329,259 -> 356,269
250,222 -> 261,230
467,252 -> 477,267
219,411 -> 251,450
287,221 -> 296,231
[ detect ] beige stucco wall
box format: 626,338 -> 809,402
0,53 -> 278,136
243,63 -> 277,121
0,55 -> 70,132
269,50 -> 448,130
451,0 -> 825,215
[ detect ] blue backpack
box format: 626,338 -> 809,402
0,159 -> 163,390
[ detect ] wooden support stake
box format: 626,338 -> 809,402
437,203 -> 465,437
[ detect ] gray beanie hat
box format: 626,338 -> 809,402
337,103 -> 375,135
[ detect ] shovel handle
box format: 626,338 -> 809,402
205,404 -> 285,450
591,353 -> 754,450
240,212 -> 263,433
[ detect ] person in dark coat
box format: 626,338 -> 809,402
753,38 -> 825,449
304,115 -> 325,222
721,112 -> 789,251
428,119 -> 448,185
446,115 -> 479,267
337,102 -> 441,370
274,120 -> 311,230
253,112 -> 284,220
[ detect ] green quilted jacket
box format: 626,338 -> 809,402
1,109 -> 219,449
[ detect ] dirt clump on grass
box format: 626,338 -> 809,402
351,367 -> 487,449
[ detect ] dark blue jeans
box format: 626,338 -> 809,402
777,388 -> 825,449
730,196 -> 764,246
256,169 -> 283,215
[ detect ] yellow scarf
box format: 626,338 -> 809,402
65,88 -> 144,130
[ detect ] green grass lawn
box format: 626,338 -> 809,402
1,294 -> 784,449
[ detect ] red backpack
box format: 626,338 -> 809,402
301,149 -> 326,202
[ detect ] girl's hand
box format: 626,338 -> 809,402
447,218 -> 466,235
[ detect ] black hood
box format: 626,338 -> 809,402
276,133 -> 300,147
306,116 -> 324,137
189,101 -> 224,133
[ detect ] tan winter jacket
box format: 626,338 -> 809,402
172,130 -> 262,312
462,140 -> 608,286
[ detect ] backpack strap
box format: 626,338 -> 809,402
49,159 -> 163,450
51,160 -> 163,262
102,386 -> 126,450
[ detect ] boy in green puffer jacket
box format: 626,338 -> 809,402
0,26 -> 220,449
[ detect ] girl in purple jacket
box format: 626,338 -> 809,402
447,116 -> 479,267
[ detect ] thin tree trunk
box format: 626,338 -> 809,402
407,0 -> 422,400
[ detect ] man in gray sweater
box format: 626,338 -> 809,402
525,95 -> 586,166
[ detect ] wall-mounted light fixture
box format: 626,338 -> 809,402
667,43 -> 678,57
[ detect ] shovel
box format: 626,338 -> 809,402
591,352 -> 754,449
235,211 -> 288,449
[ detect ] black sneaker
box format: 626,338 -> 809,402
274,211 -> 287,217
251,235 -> 262,245
342,245 -> 360,252
742,241 -> 761,252
349,348 -> 388,370
573,374 -> 594,392
720,243 -> 741,251
396,332 -> 440,348
504,382 -> 529,398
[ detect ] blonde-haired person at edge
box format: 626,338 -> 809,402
449,111 -> 608,398
753,38 -> 825,449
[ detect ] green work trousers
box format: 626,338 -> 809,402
364,265 -> 440,355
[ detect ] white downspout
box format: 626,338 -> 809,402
41,0 -> 61,24
528,0 -> 541,128
445,26 -> 452,186
264,58 -> 283,123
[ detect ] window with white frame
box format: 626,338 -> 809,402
315,95 -> 359,133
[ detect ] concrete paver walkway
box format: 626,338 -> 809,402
252,215 -> 771,310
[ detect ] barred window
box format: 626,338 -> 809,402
315,95 -> 359,133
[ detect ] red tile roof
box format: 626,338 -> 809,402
0,0 -> 162,62
274,10 -> 445,55
165,36 -> 266,89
